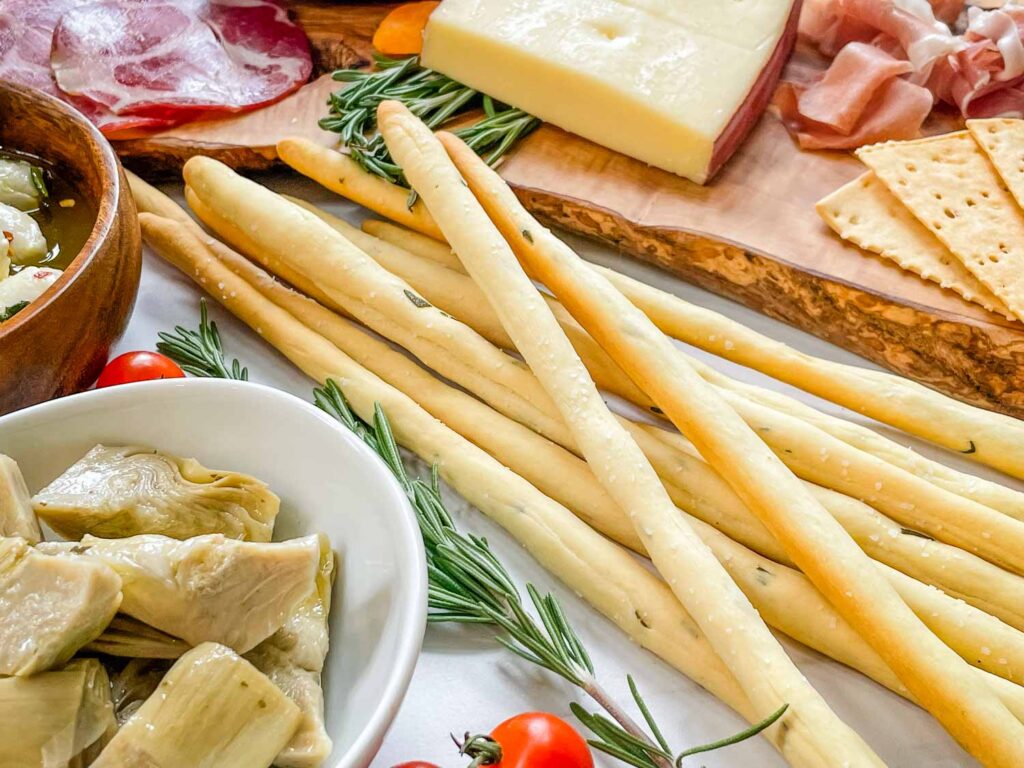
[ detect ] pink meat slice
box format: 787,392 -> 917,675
51,0 -> 312,122
797,42 -> 913,133
0,0 -> 173,134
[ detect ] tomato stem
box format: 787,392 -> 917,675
456,732 -> 503,767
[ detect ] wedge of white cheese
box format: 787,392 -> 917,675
422,0 -> 799,183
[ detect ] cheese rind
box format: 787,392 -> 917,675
422,0 -> 798,183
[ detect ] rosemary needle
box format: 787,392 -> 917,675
159,304 -> 788,767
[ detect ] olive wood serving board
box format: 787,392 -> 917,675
117,1 -> 1024,418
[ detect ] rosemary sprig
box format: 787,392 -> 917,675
319,55 -> 539,191
158,305 -> 788,767
156,299 -> 248,380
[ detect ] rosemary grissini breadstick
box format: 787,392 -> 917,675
145,212 -> 1024,694
441,131 -> 1024,765
381,103 -> 884,768
136,213 -> 812,758
275,138 -> 445,241
181,158 -> 571,450
363,219 -> 460,268
361,217 -> 1024,524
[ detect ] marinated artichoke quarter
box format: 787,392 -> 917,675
0,454 -> 41,544
41,533 -> 321,653
0,658 -> 117,767
247,533 -> 336,768
91,643 -> 302,768
0,537 -> 122,677
31,445 -> 280,542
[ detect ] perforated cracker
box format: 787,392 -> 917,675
857,131 -> 1024,322
816,172 -> 1014,319
968,119 -> 1024,212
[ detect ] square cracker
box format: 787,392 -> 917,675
968,118 -> 1024,211
816,172 -> 1014,319
857,131 -> 1024,321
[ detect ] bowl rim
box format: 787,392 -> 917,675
0,378 -> 429,767
0,81 -> 125,341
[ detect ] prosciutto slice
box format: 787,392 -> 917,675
51,1 -> 312,123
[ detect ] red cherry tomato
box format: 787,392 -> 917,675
391,763 -> 441,768
96,351 -> 185,388
488,712 -> 593,768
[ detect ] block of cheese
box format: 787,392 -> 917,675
421,0 -> 800,184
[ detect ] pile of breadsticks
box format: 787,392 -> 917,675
131,101 -> 1024,768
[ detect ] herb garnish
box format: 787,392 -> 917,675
159,304 -> 788,767
0,301 -> 29,322
319,55 -> 539,193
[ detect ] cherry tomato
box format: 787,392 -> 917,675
96,351 -> 185,388
391,763 -> 440,768
487,712 -> 593,768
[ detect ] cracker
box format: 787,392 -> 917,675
857,131 -> 1024,321
816,171 -> 1014,319
968,118 -> 1024,212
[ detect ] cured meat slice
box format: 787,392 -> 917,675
51,1 -> 312,123
797,42 -> 913,133
0,0 -> 173,134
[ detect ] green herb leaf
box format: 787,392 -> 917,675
155,298 -> 248,380
0,301 -> 29,322
29,166 -> 48,200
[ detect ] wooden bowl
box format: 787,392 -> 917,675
0,82 -> 141,415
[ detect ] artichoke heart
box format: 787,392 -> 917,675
85,615 -> 190,660
92,642 -> 302,768
248,533 -> 336,768
32,445 -> 279,542
42,533 -> 320,653
0,657 -> 117,768
0,454 -> 41,543
0,537 -> 122,676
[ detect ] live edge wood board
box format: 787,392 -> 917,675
118,1 -> 1024,418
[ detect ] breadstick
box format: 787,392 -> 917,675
138,212 -> 802,756
363,219 -> 460,268
147,212 -> 1024,694
276,138 -> 444,240
381,102 -> 885,767
441,129 -> 1024,764
368,216 -> 1024,523
182,157 -> 570,449
288,140 -> 1024,481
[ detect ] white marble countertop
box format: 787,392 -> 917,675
111,170 -> 1007,767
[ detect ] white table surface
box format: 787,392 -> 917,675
113,170 -> 1011,768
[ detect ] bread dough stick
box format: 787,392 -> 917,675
363,219 -> 461,268
304,154 -> 1024,482
136,213 -> 808,757
382,103 -> 885,767
181,158 -> 570,450
441,130 -> 1024,765
283,194 -> 651,407
366,217 -> 1024,528
148,212 -> 1024,701
276,138 -> 445,241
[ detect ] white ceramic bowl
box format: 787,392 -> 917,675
0,378 -> 427,768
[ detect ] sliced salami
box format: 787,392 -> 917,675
51,0 -> 312,122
